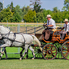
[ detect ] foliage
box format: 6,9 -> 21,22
53,7 -> 60,13
10,2 -> 15,12
33,2 -> 43,13
0,8 -> 13,22
30,0 -> 43,13
0,0 -> 69,23
22,6 -> 32,19
10,11 -> 21,22
64,0 -> 69,11
15,5 -> 23,19
23,10 -> 36,22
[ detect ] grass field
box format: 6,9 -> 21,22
0,47 -> 69,69
0,59 -> 69,69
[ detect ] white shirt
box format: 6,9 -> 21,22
47,18 -> 56,29
63,23 -> 69,32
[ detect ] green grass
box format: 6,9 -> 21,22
1,46 -> 62,59
1,47 -> 33,59
0,46 -> 69,69
0,59 -> 69,69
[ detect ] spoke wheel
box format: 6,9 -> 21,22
54,43 -> 62,58
42,44 -> 57,60
62,40 -> 69,60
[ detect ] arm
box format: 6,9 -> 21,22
60,27 -> 64,31
47,25 -> 53,27
48,19 -> 55,27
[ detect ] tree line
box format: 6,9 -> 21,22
0,0 -> 69,23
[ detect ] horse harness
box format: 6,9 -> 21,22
0,32 -> 25,47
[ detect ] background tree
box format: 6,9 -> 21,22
30,0 -> 43,13
0,8 -> 13,22
23,10 -> 36,22
53,7 -> 60,13
15,5 -> 22,19
63,0 -> 69,11
0,2 -> 3,12
10,11 -> 21,22
10,2 -> 15,12
22,6 -> 31,19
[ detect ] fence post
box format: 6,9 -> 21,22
26,27 -> 27,33
61,21 -> 62,27
37,22 -> 38,26
34,27 -> 36,34
17,24 -> 20,53
25,22 -> 26,27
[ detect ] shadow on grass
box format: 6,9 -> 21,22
1,57 -> 65,60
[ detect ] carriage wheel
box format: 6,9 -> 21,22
54,43 -> 62,58
42,44 -> 57,60
61,40 -> 69,60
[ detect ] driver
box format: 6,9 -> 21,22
42,14 -> 56,40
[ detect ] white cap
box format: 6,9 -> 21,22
64,19 -> 68,22
46,14 -> 51,18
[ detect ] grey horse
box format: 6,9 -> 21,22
0,26 -> 42,60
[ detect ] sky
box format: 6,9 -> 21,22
0,0 -> 65,11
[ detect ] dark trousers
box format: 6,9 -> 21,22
42,28 -> 53,40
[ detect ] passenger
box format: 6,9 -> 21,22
60,19 -> 69,40
42,14 -> 56,40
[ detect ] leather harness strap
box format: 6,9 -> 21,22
1,32 -> 25,47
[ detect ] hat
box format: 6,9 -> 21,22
64,19 -> 68,22
46,14 -> 51,18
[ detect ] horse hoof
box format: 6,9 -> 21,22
32,58 -> 34,60
1,51 -> 4,54
25,57 -> 27,59
20,58 -> 22,60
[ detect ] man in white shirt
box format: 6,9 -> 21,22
60,19 -> 69,40
46,15 -> 56,29
42,14 -> 56,40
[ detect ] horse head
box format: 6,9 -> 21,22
0,26 -> 10,34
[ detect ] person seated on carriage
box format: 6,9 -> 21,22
60,19 -> 69,40
42,14 -> 56,40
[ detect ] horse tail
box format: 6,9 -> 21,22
32,35 -> 42,51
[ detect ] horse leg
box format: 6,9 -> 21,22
0,48 -> 2,59
4,48 -> 8,59
0,47 -> 7,59
0,48 -> 1,53
20,44 -> 29,60
0,48 -> 5,59
20,48 -> 24,57
29,46 -> 35,60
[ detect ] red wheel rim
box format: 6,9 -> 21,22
42,44 -> 57,60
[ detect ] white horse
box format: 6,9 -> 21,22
0,26 -> 42,60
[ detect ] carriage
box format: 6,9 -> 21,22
34,28 -> 69,60
0,25 -> 69,60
